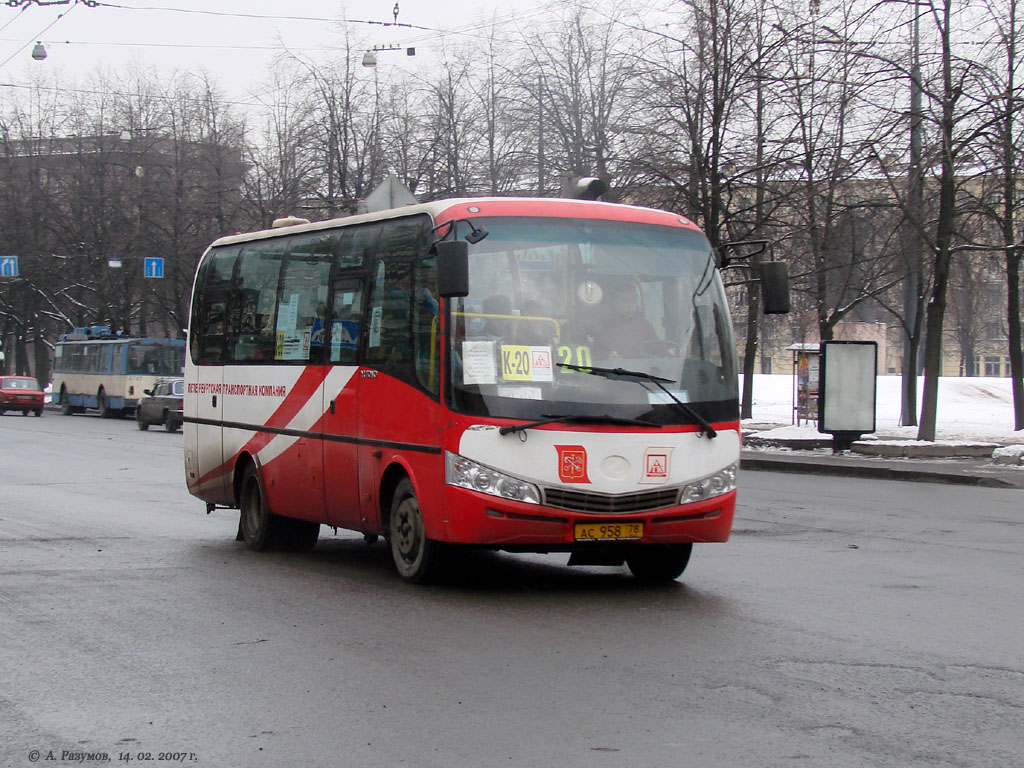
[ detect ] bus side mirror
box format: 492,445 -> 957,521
436,240 -> 469,298
760,262 -> 790,315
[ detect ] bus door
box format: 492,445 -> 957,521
321,276 -> 365,531
190,248 -> 235,506
356,235 -> 441,534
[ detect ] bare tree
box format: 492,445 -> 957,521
967,0 -> 1024,429
916,0 -> 995,441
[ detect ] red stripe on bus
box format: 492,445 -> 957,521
195,365 -> 332,488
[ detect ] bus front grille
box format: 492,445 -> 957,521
542,487 -> 681,515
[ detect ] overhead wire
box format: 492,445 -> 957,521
0,0 -> 568,108
0,0 -> 77,69
1,38 -> 332,52
0,4 -> 29,35
90,2 -> 439,32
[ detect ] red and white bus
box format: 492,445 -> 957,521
184,197 -> 786,582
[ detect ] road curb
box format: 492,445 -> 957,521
740,453 -> 1021,489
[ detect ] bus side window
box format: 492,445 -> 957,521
329,279 -> 364,364
413,256 -> 439,395
366,259 -> 412,365
365,216 -> 430,368
275,239 -> 332,363
230,241 -> 284,363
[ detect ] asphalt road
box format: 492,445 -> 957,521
1,411 -> 1022,768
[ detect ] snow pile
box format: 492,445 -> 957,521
992,445 -> 1024,465
741,374 -> 1023,444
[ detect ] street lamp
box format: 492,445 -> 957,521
361,45 -> 415,68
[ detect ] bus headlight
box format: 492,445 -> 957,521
682,462 -> 738,503
445,451 -> 541,505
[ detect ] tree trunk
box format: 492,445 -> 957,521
1000,3 -> 1023,430
33,324 -> 50,386
917,1 -> 956,443
1007,249 -> 1024,430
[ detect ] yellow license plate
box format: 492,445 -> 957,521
574,522 -> 644,541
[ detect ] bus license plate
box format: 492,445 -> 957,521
574,522 -> 644,541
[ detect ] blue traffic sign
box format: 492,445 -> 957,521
0,255 -> 18,277
144,257 -> 164,278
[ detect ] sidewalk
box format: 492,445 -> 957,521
741,447 -> 1024,489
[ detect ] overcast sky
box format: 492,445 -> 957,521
0,0 -> 551,100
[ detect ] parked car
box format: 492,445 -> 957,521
136,378 -> 184,432
0,376 -> 45,416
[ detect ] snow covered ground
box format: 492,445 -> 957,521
742,374 -> 1024,445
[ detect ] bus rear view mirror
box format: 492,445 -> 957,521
760,261 -> 790,315
436,240 -> 469,298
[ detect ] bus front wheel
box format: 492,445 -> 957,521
625,543 -> 693,583
238,464 -> 283,551
389,478 -> 440,583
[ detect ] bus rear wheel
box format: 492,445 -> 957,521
281,519 -> 320,551
625,543 -> 693,583
97,388 -> 113,418
238,464 -> 284,551
389,478 -> 440,583
60,387 -> 74,416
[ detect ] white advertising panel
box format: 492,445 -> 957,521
819,341 -> 877,433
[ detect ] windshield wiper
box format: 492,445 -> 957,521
498,412 -> 661,436
557,363 -> 718,438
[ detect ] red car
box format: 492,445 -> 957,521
0,376 -> 45,417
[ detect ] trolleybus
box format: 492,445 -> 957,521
184,198 -> 787,582
54,327 -> 185,418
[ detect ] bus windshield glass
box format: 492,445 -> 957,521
448,217 -> 738,426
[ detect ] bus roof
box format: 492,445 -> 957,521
208,197 -> 703,249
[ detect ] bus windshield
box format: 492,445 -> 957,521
448,217 -> 738,426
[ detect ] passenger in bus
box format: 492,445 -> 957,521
480,294 -> 513,339
516,300 -> 556,346
588,283 -> 660,359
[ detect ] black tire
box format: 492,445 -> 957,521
625,543 -> 693,583
163,413 -> 179,432
280,518 -> 320,551
97,388 -> 112,418
60,388 -> 73,416
389,478 -> 441,583
238,463 -> 285,551
136,409 -> 149,430
34,407 -> 43,417
21,409 -> 29,416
